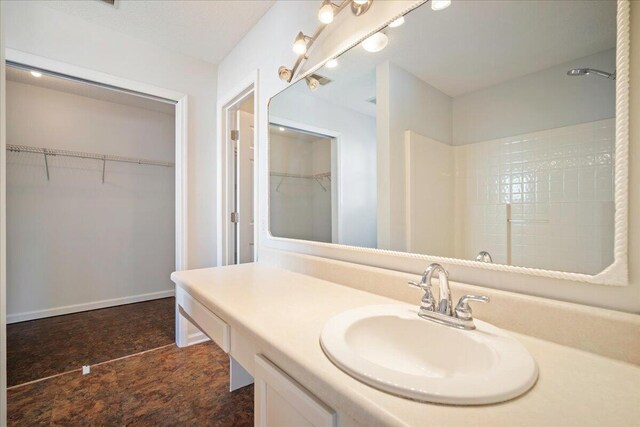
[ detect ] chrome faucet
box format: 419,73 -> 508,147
475,251 -> 493,263
409,263 -> 489,330
424,263 -> 452,315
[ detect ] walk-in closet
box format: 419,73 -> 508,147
5,63 -> 177,387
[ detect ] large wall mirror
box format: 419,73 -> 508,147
268,0 -> 628,283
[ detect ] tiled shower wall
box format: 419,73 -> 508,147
453,119 -> 615,275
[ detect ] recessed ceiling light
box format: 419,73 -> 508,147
30,71 -> 43,78
389,16 -> 405,28
431,0 -> 451,11
325,59 -> 338,68
279,127 -> 285,132
362,32 -> 388,53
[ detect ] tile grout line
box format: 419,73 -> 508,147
7,343 -> 176,390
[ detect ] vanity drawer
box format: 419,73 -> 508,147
176,287 -> 230,352
255,355 -> 336,427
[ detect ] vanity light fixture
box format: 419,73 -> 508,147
325,58 -> 338,68
362,32 -> 388,53
388,16 -> 405,28
318,0 -> 338,24
431,0 -> 451,11
30,71 -> 43,78
279,0 -> 373,83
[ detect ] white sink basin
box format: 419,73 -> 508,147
320,304 -> 538,405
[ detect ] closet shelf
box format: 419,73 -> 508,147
270,171 -> 331,192
6,144 -> 174,183
270,171 -> 330,179
7,144 -> 175,167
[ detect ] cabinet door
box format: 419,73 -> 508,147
254,355 -> 336,427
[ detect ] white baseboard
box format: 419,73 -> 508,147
7,289 -> 176,324
187,330 -> 211,346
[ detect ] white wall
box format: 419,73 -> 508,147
311,139 -> 332,242
270,89 -> 377,248
4,0 -> 218,270
376,61 -> 452,251
453,49 -> 616,145
5,81 -> 175,321
405,131 -> 455,257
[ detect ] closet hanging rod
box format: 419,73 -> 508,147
6,144 -> 175,168
270,171 -> 330,179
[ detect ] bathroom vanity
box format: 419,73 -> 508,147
177,0 -> 640,425
171,258 -> 640,427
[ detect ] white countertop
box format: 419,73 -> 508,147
171,262 -> 640,427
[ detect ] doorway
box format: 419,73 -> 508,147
222,88 -> 256,265
4,59 -> 185,387
268,125 -> 337,243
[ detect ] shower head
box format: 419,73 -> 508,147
567,68 -> 616,80
567,68 -> 588,76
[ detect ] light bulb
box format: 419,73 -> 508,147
431,0 -> 451,11
362,32 -> 388,53
30,71 -> 43,78
306,77 -> 320,91
351,0 -> 372,16
293,32 -> 308,55
279,127 -> 285,132
388,16 -> 405,28
318,1 -> 334,24
278,66 -> 292,81
325,59 -> 338,68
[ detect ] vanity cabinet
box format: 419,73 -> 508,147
254,355 -> 337,427
176,287 -> 230,351
176,286 -> 338,427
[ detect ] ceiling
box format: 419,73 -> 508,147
41,0 -> 276,64
269,125 -> 331,143
284,0 -> 616,116
6,65 -> 175,115
387,0 -> 616,97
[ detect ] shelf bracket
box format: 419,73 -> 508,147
43,151 -> 50,181
314,177 -> 327,192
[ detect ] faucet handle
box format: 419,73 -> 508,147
409,280 -> 436,312
454,295 -> 490,321
408,280 -> 428,290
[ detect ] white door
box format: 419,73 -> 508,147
236,110 -> 254,263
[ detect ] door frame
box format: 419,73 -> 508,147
217,70 -> 259,266
1,48 -> 190,376
268,116 -> 342,245
4,49 -> 189,272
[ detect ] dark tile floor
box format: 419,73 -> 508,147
7,342 -> 254,426
7,297 -> 175,386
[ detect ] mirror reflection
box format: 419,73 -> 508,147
269,0 -> 617,275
